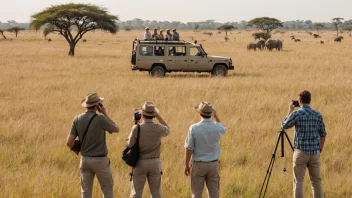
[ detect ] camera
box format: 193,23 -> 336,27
292,100 -> 300,107
134,110 -> 142,121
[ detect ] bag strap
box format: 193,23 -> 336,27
81,114 -> 98,144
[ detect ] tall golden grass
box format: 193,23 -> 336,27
0,30 -> 351,198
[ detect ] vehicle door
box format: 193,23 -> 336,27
188,46 -> 211,71
168,46 -> 189,71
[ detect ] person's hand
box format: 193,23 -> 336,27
288,102 -> 295,112
184,165 -> 191,176
99,105 -> 107,115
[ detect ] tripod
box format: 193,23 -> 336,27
259,129 -> 294,198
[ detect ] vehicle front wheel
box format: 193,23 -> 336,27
150,66 -> 166,78
212,65 -> 228,77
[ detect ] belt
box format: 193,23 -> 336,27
194,159 -> 218,163
82,154 -> 107,157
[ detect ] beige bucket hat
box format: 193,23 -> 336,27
142,102 -> 159,117
195,102 -> 216,116
81,92 -> 104,107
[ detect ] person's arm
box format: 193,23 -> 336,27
282,103 -> 298,129
213,114 -> 221,123
99,105 -> 119,133
66,134 -> 76,149
184,149 -> 192,176
318,114 -> 327,153
156,114 -> 169,129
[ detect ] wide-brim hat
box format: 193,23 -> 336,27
81,92 -> 104,107
195,102 -> 216,116
145,27 -> 150,30
142,102 -> 159,117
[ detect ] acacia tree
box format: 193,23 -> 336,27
247,17 -> 283,41
194,24 -> 200,32
343,20 -> 352,37
30,3 -> 118,56
314,23 -> 324,34
0,30 -> 6,39
217,24 -> 235,36
332,17 -> 344,36
7,27 -> 25,37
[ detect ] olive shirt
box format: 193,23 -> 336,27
127,119 -> 170,160
69,110 -> 116,156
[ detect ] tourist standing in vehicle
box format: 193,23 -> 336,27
172,29 -> 180,41
165,29 -> 172,41
152,28 -> 159,40
127,102 -> 170,198
184,102 -> 226,198
144,27 -> 152,40
66,92 -> 119,198
158,30 -> 165,40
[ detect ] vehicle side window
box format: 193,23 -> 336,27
190,47 -> 202,56
154,46 -> 165,56
140,45 -> 153,56
169,46 -> 186,56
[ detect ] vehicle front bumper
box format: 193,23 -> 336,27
131,65 -> 139,70
229,65 -> 234,70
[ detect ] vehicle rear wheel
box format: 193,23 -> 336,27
212,65 -> 228,77
150,66 -> 166,78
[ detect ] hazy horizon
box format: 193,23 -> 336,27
1,0 -> 351,23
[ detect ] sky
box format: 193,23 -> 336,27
0,0 -> 351,23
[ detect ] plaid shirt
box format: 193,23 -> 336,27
282,105 -> 327,155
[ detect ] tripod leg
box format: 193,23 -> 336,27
259,132 -> 282,198
284,132 -> 294,151
281,130 -> 285,157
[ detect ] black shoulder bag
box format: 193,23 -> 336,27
71,114 -> 98,155
122,125 -> 140,167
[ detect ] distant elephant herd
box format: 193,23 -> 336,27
247,39 -> 283,51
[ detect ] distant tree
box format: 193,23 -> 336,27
124,26 -> 132,31
7,26 -> 24,37
314,23 -> 324,34
217,24 -> 235,36
194,24 -> 200,32
247,17 -> 283,40
30,3 -> 118,56
0,30 -> 6,39
343,20 -> 352,36
332,18 -> 344,36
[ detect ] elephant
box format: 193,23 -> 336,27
265,39 -> 283,51
257,40 -> 265,50
247,43 -> 258,51
334,36 -> 343,42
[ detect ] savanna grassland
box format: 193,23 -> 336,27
0,30 -> 352,198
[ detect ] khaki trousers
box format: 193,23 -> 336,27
191,161 -> 220,198
130,158 -> 162,198
293,149 -> 323,198
80,156 -> 114,198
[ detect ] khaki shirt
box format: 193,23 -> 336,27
127,119 -> 170,160
70,110 -> 116,156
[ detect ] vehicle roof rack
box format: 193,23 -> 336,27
138,40 -> 194,45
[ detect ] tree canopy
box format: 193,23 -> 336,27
7,26 -> 24,37
30,3 -> 119,56
314,23 -> 324,34
217,25 -> 235,36
343,20 -> 352,36
247,17 -> 283,35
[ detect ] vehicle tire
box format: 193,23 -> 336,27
212,65 -> 228,77
150,66 -> 166,78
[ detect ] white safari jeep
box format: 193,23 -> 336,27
131,40 -> 234,77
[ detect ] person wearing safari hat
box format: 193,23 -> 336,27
126,102 -> 170,198
184,102 -> 226,198
66,92 -> 119,198
144,27 -> 152,40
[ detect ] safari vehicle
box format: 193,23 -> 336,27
131,40 -> 234,77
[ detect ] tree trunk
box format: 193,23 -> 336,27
15,32 -> 18,37
68,43 -> 75,56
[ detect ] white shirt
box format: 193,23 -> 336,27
144,32 -> 151,40
184,119 -> 226,162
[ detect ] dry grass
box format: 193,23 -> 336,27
1,30 -> 352,198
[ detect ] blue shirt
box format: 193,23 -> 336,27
184,119 -> 226,162
282,105 -> 327,155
